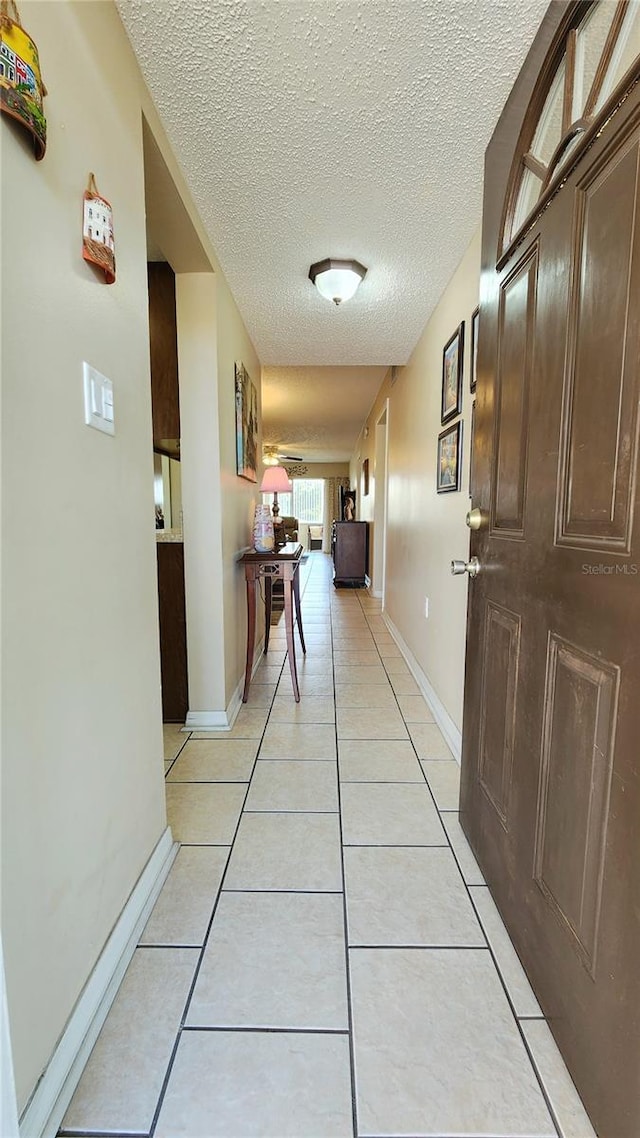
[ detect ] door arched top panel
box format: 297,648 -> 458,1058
501,0 -> 640,261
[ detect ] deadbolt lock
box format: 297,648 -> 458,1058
466,508 -> 488,530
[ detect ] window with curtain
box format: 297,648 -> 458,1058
262,478 -> 324,522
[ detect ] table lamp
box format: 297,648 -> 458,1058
260,465 -> 292,546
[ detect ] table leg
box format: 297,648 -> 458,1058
264,574 -> 272,652
293,564 -> 306,654
283,577 -> 300,701
242,575 -> 256,702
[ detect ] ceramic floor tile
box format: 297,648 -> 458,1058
187,892 -> 347,1029
396,693 -> 434,722
62,948 -> 198,1134
276,673 -> 334,697
245,760 -> 338,812
341,783 -> 445,846
140,846 -> 229,946
388,673 -> 421,696
251,664 -> 285,685
332,650 -> 381,666
376,645 -> 403,658
260,650 -> 287,666
163,724 -> 188,761
441,812 -> 486,885
336,707 -> 409,740
166,783 -> 246,844
344,847 -> 485,947
350,948 -> 555,1138
332,636 -> 376,650
338,740 -> 423,782
226,708 -> 270,739
334,664 -> 391,686
154,1030 -> 353,1138
335,686 -> 397,710
166,738 -> 258,782
224,812 -> 343,890
260,722 -> 337,760
293,657 -> 335,675
421,759 -> 461,810
408,721 -> 455,760
522,1020 -> 597,1138
242,685 -> 277,708
268,696 -> 335,723
469,885 -> 542,1017
382,657 -> 411,675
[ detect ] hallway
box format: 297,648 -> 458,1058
60,553 -> 594,1138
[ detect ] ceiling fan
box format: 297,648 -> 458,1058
263,446 -> 303,465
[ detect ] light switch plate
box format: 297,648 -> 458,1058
83,362 -> 114,436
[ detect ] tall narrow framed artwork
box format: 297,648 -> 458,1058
235,362 -> 258,482
441,322 -> 464,424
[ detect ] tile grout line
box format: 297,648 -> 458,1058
148,654 -> 287,1137
354,590 -> 563,1138
331,586 -> 362,1138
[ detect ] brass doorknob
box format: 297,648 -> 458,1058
466,508 -> 488,530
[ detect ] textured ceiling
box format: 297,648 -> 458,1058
262,365 -> 388,462
119,0 -> 548,367
119,0 -> 548,460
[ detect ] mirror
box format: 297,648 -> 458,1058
153,451 -> 182,531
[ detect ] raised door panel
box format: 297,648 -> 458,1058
491,246 -> 538,538
534,634 -> 619,974
557,134 -> 640,552
478,601 -> 521,829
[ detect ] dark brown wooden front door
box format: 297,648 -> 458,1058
460,10 -> 640,1137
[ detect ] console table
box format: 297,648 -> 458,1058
239,542 -> 306,702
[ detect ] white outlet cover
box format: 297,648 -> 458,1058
83,362 -> 114,436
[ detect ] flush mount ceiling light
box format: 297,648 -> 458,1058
308,258 -> 367,306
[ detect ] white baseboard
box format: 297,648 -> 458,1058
19,828 -> 177,1138
2,941 -> 19,1138
185,639 -> 265,732
382,614 -> 462,763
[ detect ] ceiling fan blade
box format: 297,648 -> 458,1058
278,453 -> 303,462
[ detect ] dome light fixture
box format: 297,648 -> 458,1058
309,258 -> 367,306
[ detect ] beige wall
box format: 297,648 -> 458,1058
352,230 -> 481,737
216,285 -> 262,706
0,1 -> 166,1109
0,0 -> 262,1112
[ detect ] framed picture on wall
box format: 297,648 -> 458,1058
470,306 -> 479,393
362,458 -> 369,496
235,361 -> 258,482
437,420 -> 462,493
441,322 -> 464,424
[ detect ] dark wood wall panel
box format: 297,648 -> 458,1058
534,634 -> 619,974
478,601 -> 521,827
491,246 -> 538,537
148,262 -> 181,446
558,136 -> 640,552
157,542 -> 188,722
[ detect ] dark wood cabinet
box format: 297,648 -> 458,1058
332,521 -> 368,587
156,541 -> 188,722
148,262 -> 180,455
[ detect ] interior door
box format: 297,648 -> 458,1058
460,11 -> 640,1137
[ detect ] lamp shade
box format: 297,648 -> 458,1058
260,465 -> 292,494
309,258 -> 367,305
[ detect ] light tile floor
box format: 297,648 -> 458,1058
60,553 -> 596,1138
